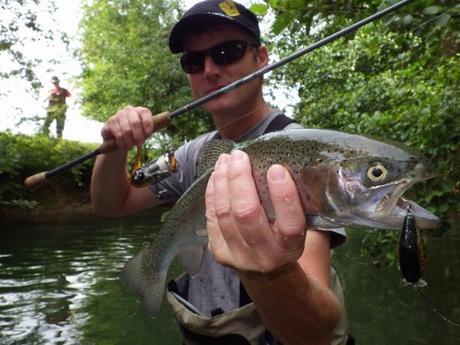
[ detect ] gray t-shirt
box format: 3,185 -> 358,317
151,110 -> 297,202
151,110 -> 346,316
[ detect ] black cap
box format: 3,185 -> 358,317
169,0 -> 260,53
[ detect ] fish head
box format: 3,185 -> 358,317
328,142 -> 439,230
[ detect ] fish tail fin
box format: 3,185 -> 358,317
140,269 -> 168,317
120,249 -> 167,316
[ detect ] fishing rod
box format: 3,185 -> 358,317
24,0 -> 413,189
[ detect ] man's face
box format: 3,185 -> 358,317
182,24 -> 268,116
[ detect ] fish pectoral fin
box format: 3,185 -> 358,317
177,245 -> 205,277
307,215 -> 337,228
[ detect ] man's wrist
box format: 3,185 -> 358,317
238,262 -> 300,281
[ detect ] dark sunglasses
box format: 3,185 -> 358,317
180,40 -> 257,74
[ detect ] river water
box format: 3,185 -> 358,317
1,209 -> 459,345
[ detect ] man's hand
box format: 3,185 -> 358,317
101,106 -> 155,150
205,149 -> 307,273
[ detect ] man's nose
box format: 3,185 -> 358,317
203,55 -> 221,78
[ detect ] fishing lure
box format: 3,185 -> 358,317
398,207 -> 460,327
398,206 -> 427,287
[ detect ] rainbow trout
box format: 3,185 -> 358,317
120,129 -> 439,316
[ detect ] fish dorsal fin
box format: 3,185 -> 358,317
196,139 -> 235,177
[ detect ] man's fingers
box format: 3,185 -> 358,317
127,111 -> 146,145
228,150 -> 271,246
267,164 -> 307,249
117,109 -> 136,149
213,154 -> 247,246
136,107 -> 154,137
101,106 -> 154,150
205,172 -> 226,256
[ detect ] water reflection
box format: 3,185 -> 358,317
332,228 -> 460,345
0,213 -> 459,344
0,212 -> 181,345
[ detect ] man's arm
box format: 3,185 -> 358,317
205,150 -> 341,345
91,106 -> 164,217
238,232 -> 341,345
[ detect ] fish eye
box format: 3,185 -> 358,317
367,163 -> 388,182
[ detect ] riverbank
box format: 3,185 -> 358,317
0,176 -> 96,225
0,177 -> 171,225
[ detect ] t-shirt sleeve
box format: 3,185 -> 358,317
149,144 -> 192,203
149,132 -> 216,203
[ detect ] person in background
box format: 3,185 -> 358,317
41,76 -> 71,138
91,1 -> 353,344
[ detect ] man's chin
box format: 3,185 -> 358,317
201,98 -> 234,115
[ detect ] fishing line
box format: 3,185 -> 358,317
215,103 -> 266,133
416,287 -> 460,328
400,208 -> 460,328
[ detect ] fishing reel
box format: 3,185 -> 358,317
130,148 -> 178,187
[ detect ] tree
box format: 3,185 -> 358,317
0,0 -> 65,93
251,0 -> 459,223
79,0 -> 214,146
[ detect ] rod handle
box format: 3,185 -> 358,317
98,111 -> 172,154
24,172 -> 47,189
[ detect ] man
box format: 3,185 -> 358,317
41,76 -> 71,138
91,1 -> 350,344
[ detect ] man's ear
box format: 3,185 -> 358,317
256,45 -> 269,68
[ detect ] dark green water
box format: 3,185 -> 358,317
1,211 -> 459,345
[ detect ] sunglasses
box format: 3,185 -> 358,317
180,40 -> 257,74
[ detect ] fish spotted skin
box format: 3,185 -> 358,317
120,128 -> 439,316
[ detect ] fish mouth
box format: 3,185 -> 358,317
375,179 -> 440,230
390,197 -> 440,229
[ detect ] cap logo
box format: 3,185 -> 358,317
218,0 -> 240,17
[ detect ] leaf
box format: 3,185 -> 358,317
272,12 -> 294,34
434,14 -> 451,26
250,3 -> 268,16
289,0 -> 306,10
423,6 -> 440,15
267,0 -> 283,10
402,14 -> 413,25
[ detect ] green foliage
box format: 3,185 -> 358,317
0,199 -> 41,210
360,230 -> 399,267
0,0 -> 66,91
79,0 -> 214,144
257,0 -> 459,263
0,131 -> 97,207
264,0 -> 459,218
